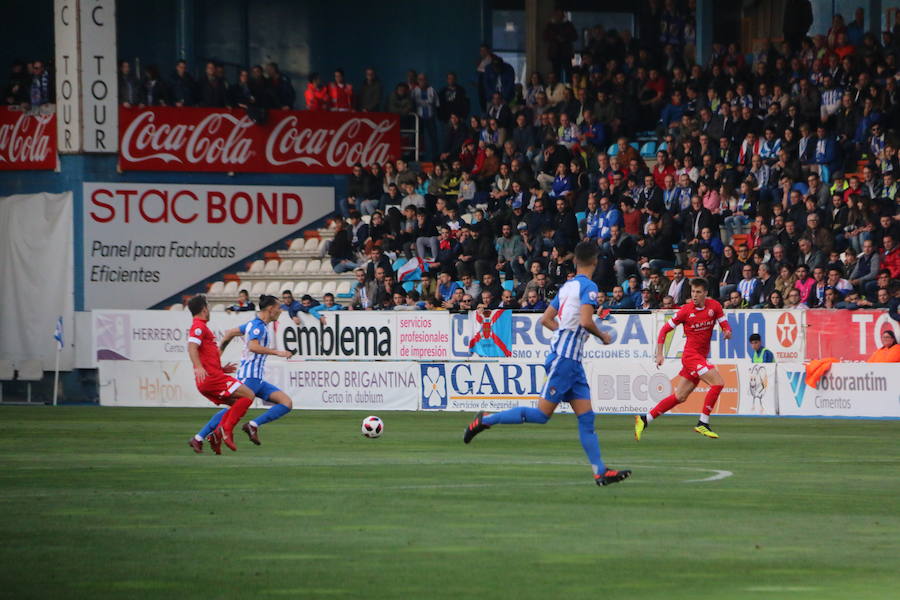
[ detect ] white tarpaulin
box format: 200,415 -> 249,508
0,192 -> 75,370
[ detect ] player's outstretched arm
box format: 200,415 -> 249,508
248,339 -> 293,358
580,304 -> 612,344
218,327 -> 244,353
539,305 -> 559,332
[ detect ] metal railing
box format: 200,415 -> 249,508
399,113 -> 420,162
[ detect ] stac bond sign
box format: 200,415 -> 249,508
83,182 -> 333,309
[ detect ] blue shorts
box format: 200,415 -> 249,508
241,378 -> 281,402
541,355 -> 590,403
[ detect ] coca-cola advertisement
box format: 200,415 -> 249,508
0,108 -> 57,170
118,107 -> 401,174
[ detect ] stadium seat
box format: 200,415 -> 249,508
575,211 -> 586,224
288,238 -> 304,251
208,281 -> 225,295
402,281 -> 415,292
336,281 -> 353,298
211,304 -> 226,312
305,238 -> 320,252
292,281 -> 309,296
277,260 -> 294,274
630,142 -> 639,150
502,280 -> 514,292
731,233 -> 749,247
658,141 -> 668,152
248,259 -> 264,273
640,141 -> 657,157
307,281 -> 324,297
461,213 -> 473,224
292,259 -> 308,273
222,281 -> 239,295
306,259 -> 321,273
168,303 -> 184,310
607,143 -> 618,156
250,281 -> 267,296
263,260 -> 280,273
264,281 -> 281,295
318,260 -> 334,273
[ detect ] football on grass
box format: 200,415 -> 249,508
361,416 -> 384,438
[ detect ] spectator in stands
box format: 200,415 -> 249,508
118,61 -> 140,107
170,60 -> 196,106
880,234 -> 900,280
225,289 -> 255,313
304,72 -> 329,110
364,247 -> 392,282
280,290 -> 303,323
328,69 -> 353,111
356,67 -> 382,112
141,65 -> 168,106
520,289 -> 547,311
349,269 -> 374,310
665,265 -> 691,305
436,272 -> 461,303
306,292 -> 343,320
329,219 -> 358,273
29,60 -> 52,106
230,69 -> 257,108
266,63 -> 295,109
200,61 -> 228,107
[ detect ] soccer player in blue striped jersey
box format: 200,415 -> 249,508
189,295 -> 294,452
463,242 -> 631,487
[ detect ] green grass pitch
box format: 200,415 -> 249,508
0,407 -> 898,599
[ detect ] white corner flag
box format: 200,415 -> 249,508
52,316 -> 63,406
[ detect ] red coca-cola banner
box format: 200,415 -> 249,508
0,108 -> 57,170
118,107 -> 401,174
805,309 -> 899,361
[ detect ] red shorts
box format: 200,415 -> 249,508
679,355 -> 714,384
196,373 -> 242,405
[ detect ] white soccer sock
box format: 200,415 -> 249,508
194,434 -> 204,442
645,413 -> 654,423
249,420 -> 259,428
698,413 -> 710,424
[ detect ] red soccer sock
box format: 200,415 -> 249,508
702,385 -> 724,417
648,394 -> 679,420
220,397 -> 253,434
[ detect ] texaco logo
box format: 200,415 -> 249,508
776,312 -> 798,347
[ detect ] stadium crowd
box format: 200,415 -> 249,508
322,4 -> 900,314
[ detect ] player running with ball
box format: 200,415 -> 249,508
635,278 -> 732,440
463,241 -> 631,487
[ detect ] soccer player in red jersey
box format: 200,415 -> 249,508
635,277 -> 733,440
186,294 -> 257,453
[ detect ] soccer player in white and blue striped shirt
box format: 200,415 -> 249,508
192,295 -> 294,449
463,242 -> 631,487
